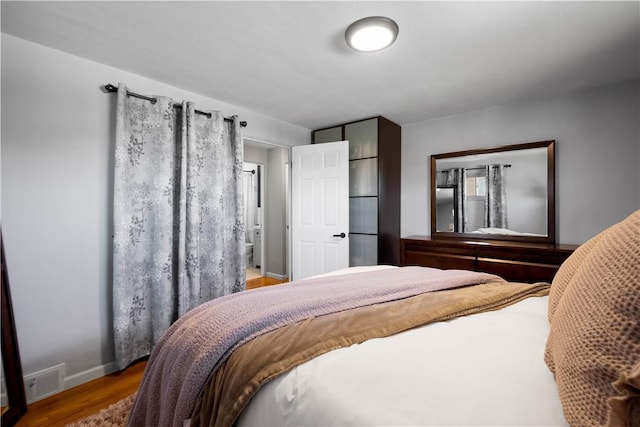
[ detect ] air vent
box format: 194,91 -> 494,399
24,363 -> 65,403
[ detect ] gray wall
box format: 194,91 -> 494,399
244,144 -> 269,165
244,143 -> 289,278
1,34 -> 309,391
265,147 -> 289,277
402,79 -> 640,244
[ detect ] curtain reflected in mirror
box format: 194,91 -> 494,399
436,165 -> 510,233
485,165 -> 508,229
431,140 -> 555,244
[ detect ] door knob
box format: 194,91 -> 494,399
332,232 -> 346,238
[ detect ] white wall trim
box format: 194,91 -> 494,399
266,272 -> 288,280
63,361 -> 119,390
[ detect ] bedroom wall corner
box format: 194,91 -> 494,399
0,33 -> 310,392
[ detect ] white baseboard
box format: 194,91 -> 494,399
19,361 -> 119,403
266,272 -> 287,280
63,361 -> 119,391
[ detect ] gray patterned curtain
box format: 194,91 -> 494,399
445,168 -> 466,232
485,164 -> 508,228
112,84 -> 245,369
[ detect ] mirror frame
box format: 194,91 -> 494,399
1,232 -> 28,426
430,140 -> 555,244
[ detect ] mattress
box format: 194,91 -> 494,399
237,276 -> 567,426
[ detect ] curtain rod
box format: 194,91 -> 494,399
103,84 -> 247,128
438,164 -> 511,173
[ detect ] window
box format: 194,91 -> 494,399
465,175 -> 486,197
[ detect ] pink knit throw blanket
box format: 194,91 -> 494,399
128,266 -> 505,427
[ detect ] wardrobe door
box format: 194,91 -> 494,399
313,126 -> 342,143
346,118 -> 379,266
349,197 -> 378,234
346,118 -> 377,159
349,158 -> 377,197
349,234 -> 378,266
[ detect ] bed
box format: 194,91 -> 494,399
128,210 -> 639,427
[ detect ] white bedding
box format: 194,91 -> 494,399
237,267 -> 567,426
470,227 -> 546,237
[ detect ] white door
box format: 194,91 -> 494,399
291,141 -> 349,281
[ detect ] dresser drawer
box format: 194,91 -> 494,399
402,240 -> 476,271
478,246 -> 572,267
476,258 -> 559,283
404,250 -> 476,271
401,236 -> 579,284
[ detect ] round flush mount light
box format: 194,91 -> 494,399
345,16 -> 399,52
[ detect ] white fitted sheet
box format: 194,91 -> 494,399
237,271 -> 567,426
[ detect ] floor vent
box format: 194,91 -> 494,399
24,363 -> 65,403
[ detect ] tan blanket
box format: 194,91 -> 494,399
191,281 -> 550,427
129,267 -> 507,427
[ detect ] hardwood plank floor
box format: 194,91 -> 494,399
15,276 -> 286,426
16,360 -> 146,427
246,275 -> 287,289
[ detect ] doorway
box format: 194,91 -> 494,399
243,161 -> 263,280
243,138 -> 290,282
290,141 -> 349,280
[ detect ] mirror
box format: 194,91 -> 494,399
1,232 -> 27,426
431,140 -> 555,244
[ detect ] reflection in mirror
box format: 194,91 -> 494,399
1,362 -> 6,416
1,232 -> 27,426
431,141 -> 555,244
435,186 -> 457,232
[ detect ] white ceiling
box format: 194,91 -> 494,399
2,1 -> 639,130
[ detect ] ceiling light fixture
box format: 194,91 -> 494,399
345,16 -> 399,52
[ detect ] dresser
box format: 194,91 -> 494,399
400,236 -> 579,283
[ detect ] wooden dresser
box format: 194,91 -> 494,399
400,236 -> 579,283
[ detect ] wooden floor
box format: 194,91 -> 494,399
15,276 -> 286,426
15,360 -> 147,427
245,275 -> 287,290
